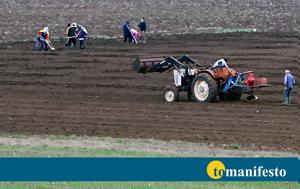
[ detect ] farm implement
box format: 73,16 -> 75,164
132,55 -> 269,103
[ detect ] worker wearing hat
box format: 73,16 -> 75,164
65,23 -> 77,48
76,24 -> 88,49
35,27 -> 50,50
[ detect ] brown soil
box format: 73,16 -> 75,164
0,32 -> 298,152
0,0 -> 298,43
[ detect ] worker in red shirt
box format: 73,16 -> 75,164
35,27 -> 55,51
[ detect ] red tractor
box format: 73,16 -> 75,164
132,55 -> 268,103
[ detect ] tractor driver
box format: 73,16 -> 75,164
212,58 -> 229,69
211,58 -> 237,80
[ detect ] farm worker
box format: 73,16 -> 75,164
212,58 -> 229,69
76,25 -> 88,49
131,28 -> 138,43
137,17 -> 147,43
123,21 -> 134,43
283,70 -> 295,105
65,23 -> 77,48
35,27 -> 50,50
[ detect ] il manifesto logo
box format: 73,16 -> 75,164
206,160 -> 287,180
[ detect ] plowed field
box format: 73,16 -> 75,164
0,33 -> 298,152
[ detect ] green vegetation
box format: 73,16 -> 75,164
92,35 -> 117,40
193,27 -> 257,33
0,136 -> 298,189
229,143 -> 241,150
0,144 -> 165,157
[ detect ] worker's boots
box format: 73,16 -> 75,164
287,95 -> 291,105
283,96 -> 289,105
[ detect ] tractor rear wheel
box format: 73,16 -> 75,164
163,86 -> 179,102
192,73 -> 218,103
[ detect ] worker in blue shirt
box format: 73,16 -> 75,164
76,25 -> 88,49
283,70 -> 296,104
123,21 -> 133,43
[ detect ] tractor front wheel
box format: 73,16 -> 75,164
192,73 -> 218,103
163,86 -> 179,102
